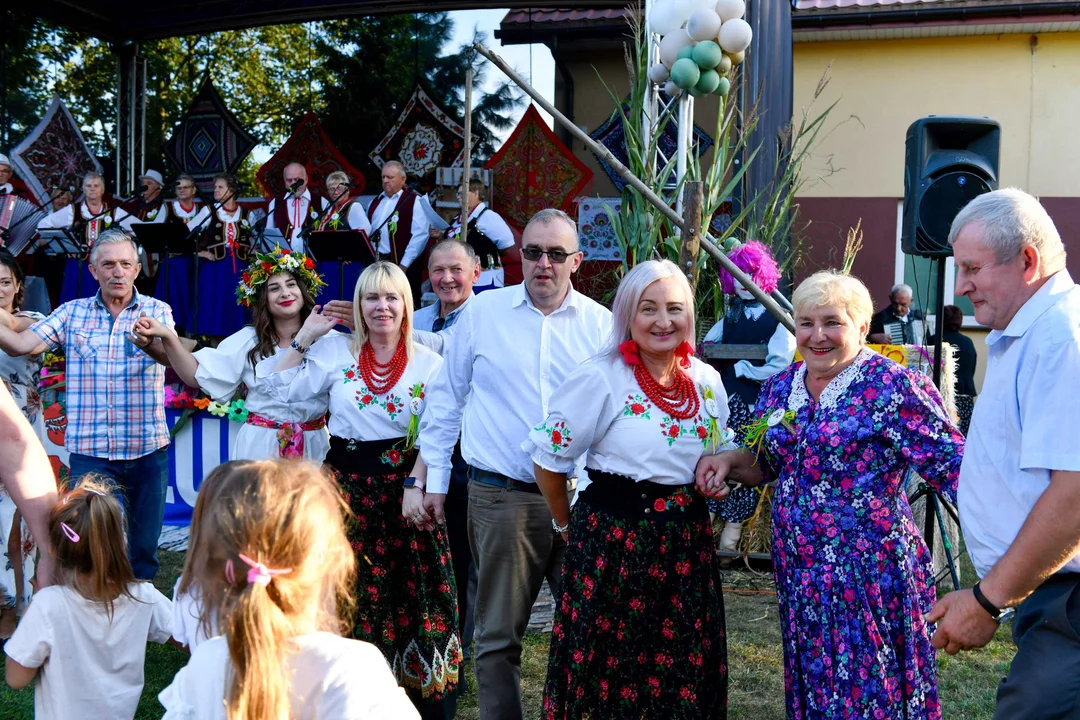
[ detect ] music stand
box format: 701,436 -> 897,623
132,223 -> 191,303
306,231 -> 376,300
38,229 -> 91,297
253,227 -> 287,255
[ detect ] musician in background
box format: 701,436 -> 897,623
51,190 -> 72,212
266,162 -> 328,253
124,170 -> 167,225
431,178 -> 515,293
0,154 -> 33,202
187,173 -> 251,337
368,161 -> 428,304
165,174 -> 201,229
867,283 -> 925,345
318,171 -> 371,235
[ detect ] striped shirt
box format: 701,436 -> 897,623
31,290 -> 173,460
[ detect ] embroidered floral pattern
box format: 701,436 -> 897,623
343,364 -> 362,384
382,393 -> 404,420
623,393 -> 653,419
355,387 -> 378,410
380,448 -> 404,467
535,420 -> 573,453
659,416 -> 686,446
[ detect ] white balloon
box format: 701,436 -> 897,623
659,29 -> 694,68
648,63 -> 671,85
663,80 -> 681,98
686,8 -> 723,42
718,18 -> 753,53
714,0 -> 746,22
649,2 -> 683,36
670,0 -> 697,24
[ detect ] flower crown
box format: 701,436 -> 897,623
235,246 -> 327,308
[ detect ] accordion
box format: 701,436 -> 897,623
0,194 -> 46,256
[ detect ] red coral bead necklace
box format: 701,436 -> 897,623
359,337 -> 407,395
634,363 -> 699,420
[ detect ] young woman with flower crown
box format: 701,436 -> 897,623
133,246 -> 332,464
260,262 -> 460,720
526,260 -> 732,719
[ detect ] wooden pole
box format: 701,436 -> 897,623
680,181 -> 703,286
473,42 -> 794,334
460,62 -> 473,247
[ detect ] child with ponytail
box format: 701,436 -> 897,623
4,478 -> 174,719
158,459 -> 417,719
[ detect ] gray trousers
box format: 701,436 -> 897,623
468,479 -> 565,720
994,573 -> 1080,719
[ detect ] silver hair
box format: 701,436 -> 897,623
428,238 -> 478,268
607,259 -> 696,358
89,228 -> 138,266
524,208 -> 578,249
82,171 -> 104,186
382,160 -> 406,178
890,283 -> 913,297
948,188 -> 1066,272
176,173 -> 196,187
325,170 -> 350,187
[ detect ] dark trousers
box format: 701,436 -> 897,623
445,477 -> 477,656
994,573 -> 1080,719
68,448 -> 169,580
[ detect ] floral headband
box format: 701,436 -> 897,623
235,245 -> 327,308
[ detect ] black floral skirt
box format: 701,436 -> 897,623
709,394 -> 759,522
543,469 -> 728,719
324,436 -> 461,703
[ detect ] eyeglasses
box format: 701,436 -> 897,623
522,247 -> 576,264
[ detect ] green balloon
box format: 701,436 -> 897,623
714,76 -> 731,97
692,41 -> 723,70
696,69 -> 720,94
677,45 -> 696,61
670,58 -> 701,91
689,87 -> 707,98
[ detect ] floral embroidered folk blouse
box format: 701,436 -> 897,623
259,334 -> 442,460
755,348 -> 965,720
524,355 -> 730,489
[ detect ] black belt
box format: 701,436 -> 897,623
469,467 -> 542,494
325,435 -> 414,478
581,468 -> 705,522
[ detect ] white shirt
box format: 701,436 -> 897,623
169,200 -> 202,230
369,190 -> 429,268
450,202 -> 516,288
419,284 -> 612,494
702,304 -> 797,382
37,201 -> 132,239
189,204 -> 244,236
194,326 -> 332,462
524,355 -> 729,491
170,578 -> 217,652
159,632 -> 419,719
959,270 -> 1080,578
258,333 -> 443,442
266,190 -> 329,252
5,582 -> 173,720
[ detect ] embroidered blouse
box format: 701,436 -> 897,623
523,354 -> 731,488
257,333 -> 443,444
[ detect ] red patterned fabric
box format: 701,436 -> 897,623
11,96 -> 103,204
257,112 -> 365,198
483,105 -> 592,231
369,86 -> 467,195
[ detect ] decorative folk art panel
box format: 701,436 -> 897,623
257,112 -> 366,197
11,96 -> 103,203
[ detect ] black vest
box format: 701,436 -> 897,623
719,303 -> 780,406
454,208 -> 503,269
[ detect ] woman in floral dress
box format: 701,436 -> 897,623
696,270 -> 965,720
0,251 -> 43,638
528,260 -> 730,719
262,261 -> 459,720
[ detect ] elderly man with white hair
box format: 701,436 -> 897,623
868,282 -> 925,345
927,188 -> 1080,719
367,161 -> 429,305
266,162 -> 329,252
0,228 -> 174,582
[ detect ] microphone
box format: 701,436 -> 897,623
138,184 -> 149,195
287,179 -> 304,194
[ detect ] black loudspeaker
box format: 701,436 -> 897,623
902,116 -> 1000,257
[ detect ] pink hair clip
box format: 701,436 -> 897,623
60,522 -> 80,543
237,553 -> 292,587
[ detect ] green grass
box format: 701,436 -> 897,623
1,548 -> 1013,719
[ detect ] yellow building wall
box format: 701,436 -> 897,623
793,33 -> 1080,198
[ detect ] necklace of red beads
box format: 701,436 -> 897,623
620,340 -> 699,420
358,337 -> 408,395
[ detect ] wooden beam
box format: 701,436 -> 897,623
679,181 -> 703,286
700,344 -> 770,361
461,62 -> 474,246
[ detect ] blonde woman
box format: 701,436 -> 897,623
261,262 -> 459,719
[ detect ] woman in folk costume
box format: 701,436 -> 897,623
165,174 -> 202,228
696,271 -> 965,720
317,171 -> 373,304
133,247 -> 332,463
0,251 -> 43,640
37,171 -> 132,303
188,173 -> 251,336
261,261 -> 460,719
700,240 -> 795,550
528,259 -> 730,719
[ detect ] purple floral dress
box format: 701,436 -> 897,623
755,349 -> 964,720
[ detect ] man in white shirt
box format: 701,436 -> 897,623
265,162 -> 328,253
418,209 -> 611,720
367,161 -> 429,305
927,189 -> 1080,719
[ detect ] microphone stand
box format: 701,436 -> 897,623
185,188 -> 236,336
299,184 -> 352,253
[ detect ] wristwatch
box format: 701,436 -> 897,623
972,582 -> 1013,622
403,477 -> 424,491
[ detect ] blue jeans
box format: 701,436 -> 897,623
68,448 -> 169,580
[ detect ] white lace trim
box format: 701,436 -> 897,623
788,347 -> 873,412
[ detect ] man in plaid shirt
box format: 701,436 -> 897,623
0,229 -> 174,579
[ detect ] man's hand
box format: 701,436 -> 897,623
925,589 -> 1001,655
321,300 -> 355,331
423,492 -> 447,526
428,226 -> 443,241
127,312 -> 154,348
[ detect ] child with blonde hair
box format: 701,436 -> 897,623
4,478 -> 173,719
159,459 -> 417,719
